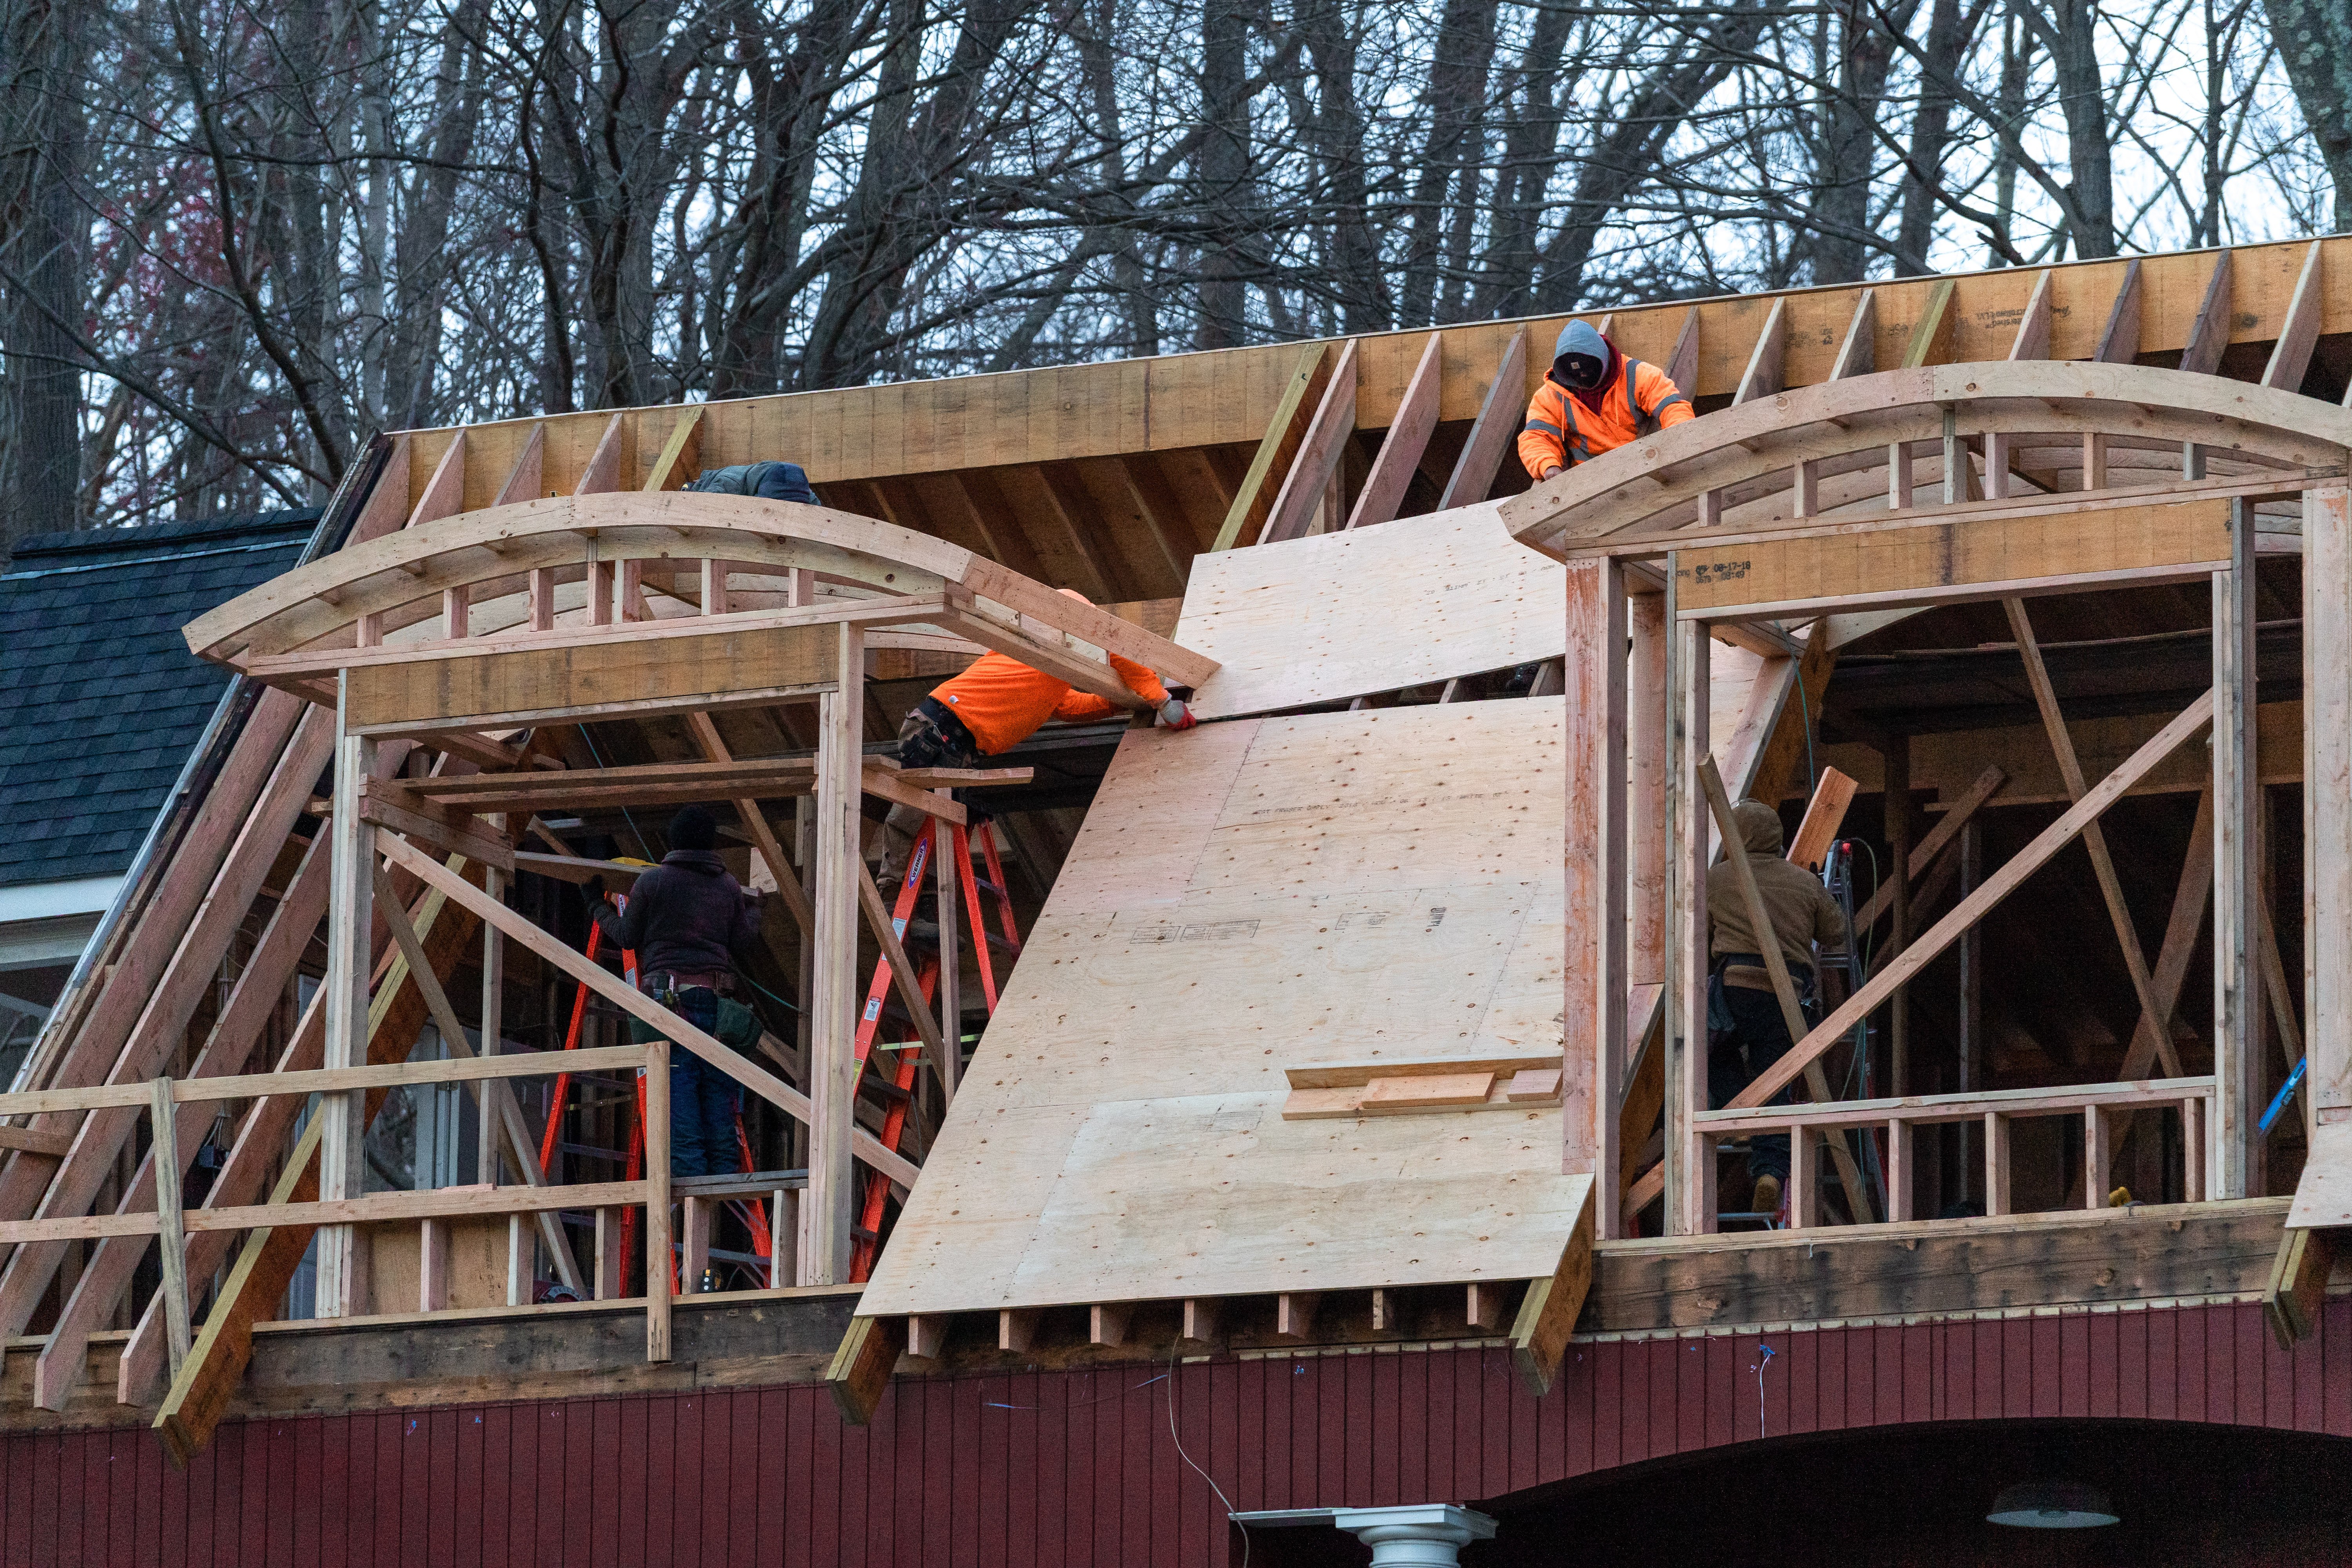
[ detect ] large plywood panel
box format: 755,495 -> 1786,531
858,699 -> 1591,1315
1177,502 -> 1564,717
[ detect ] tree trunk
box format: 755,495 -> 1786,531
2265,0 -> 2352,229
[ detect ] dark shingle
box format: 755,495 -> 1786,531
0,512 -> 322,887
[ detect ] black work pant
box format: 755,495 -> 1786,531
1708,982 -> 1798,1184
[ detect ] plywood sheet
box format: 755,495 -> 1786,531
859,699 -> 1593,1315
1177,502 -> 1563,717
2286,1119 -> 2352,1228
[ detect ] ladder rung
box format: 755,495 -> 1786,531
858,1077 -> 913,1103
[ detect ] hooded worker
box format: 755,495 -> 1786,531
1517,319 -> 1693,482
1704,798 -> 1845,1220
876,588 -> 1196,886
591,804 -> 767,1179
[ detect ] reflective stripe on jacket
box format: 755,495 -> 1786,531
1516,358 -> 1693,479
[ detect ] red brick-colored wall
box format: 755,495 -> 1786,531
7,1299 -> 2348,1565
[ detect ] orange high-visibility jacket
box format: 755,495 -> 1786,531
927,651 -> 1169,755
1516,358 -> 1693,479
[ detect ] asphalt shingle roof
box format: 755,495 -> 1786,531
0,513 -> 321,889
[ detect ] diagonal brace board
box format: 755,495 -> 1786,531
379,831 -> 919,1191
1730,689 -> 2217,1111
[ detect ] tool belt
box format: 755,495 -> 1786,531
642,971 -> 729,1004
1706,952 -> 1817,1056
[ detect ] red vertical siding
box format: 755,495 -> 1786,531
5,1299 -> 2350,1567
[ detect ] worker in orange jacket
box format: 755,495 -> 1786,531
877,589 -> 1196,885
1517,319 -> 1694,481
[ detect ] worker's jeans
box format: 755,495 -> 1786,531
1708,982 -> 1797,1184
655,988 -> 744,1177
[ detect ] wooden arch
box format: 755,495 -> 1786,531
1501,361 -> 2352,560
184,488 -> 1217,691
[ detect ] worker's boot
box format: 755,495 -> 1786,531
1750,1173 -> 1782,1221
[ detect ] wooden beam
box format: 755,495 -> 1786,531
2214,505 -> 2260,1198
2004,597 -> 2184,1082
490,423 -> 544,508
574,412 -> 627,495
149,1080 -> 191,1379
1901,278 -> 1958,368
2008,270 -> 2055,361
2261,241 -> 2324,392
824,1313 -> 904,1425
1663,307 -> 1700,398
643,1038 -> 671,1360
808,623 -> 864,1283
643,405 -> 705,493
1212,341 -> 1332,552
1828,290 -> 1877,382
1347,332 -> 1443,530
1784,766 -> 1858,872
2118,788 -> 2214,1082
1733,297 -> 1789,404
2307,486 -> 2352,1124
406,430 -> 468,532
951,470 -> 1053,584
2094,258 -> 2144,364
1035,461 -> 1121,603
1113,455 -> 1194,591
1438,327 -> 1528,511
1564,559 -> 1626,1224
2263,1225 -> 2339,1347
2180,249 -> 2235,377
1853,764 -> 2006,930
316,692 -> 375,1319
1730,690 -> 2217,1111
1697,755 -> 1874,1223
1258,339 -> 1358,546
1507,1189 -> 1594,1396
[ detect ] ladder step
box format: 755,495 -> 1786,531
858,1077 -> 913,1103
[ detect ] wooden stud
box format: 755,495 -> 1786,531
1113,455 -> 1193,590
418,1216 -> 452,1312
998,1307 -> 1040,1352
699,558 -> 730,617
316,676 -> 377,1320
593,1207 -> 624,1300
1729,690 -> 2218,1111
490,423 -> 546,507
1438,327 -> 1529,511
1258,339 -> 1358,546
1465,1281 -> 1509,1333
2214,506 -> 2259,1198
906,1313 -> 948,1359
2260,241 -> 2324,391
1887,441 -> 1913,510
643,405 -> 705,492
509,1211 -> 530,1305
643,1037 -> 672,1362
1786,1119 -> 1813,1229
2308,486 -> 2352,1125
1901,278 -> 1957,368
950,470 -> 1053,584
2009,270 -> 2055,361
2085,1106 -> 2114,1209
526,568 -> 555,632
1348,332 -> 1444,530
407,430 -> 468,530
1180,1298 -> 1220,1344
1663,306 -> 1700,399
1034,461 -> 1121,602
1984,1112 -> 2012,1217
574,412 -> 627,495
1212,341 -> 1332,552
1733,297 -> 1789,404
1370,1287 -> 1397,1332
1668,595 -> 1711,1235
2094,257 -> 2144,365
681,1193 -> 712,1292
1853,764 -> 2005,930
2183,1094 -> 2207,1200
1089,1301 -> 1133,1347
1886,737 -> 1912,1096
149,1078 -> 192,1377
1886,1118 -> 1913,1222
1565,560 -> 1626,1218
1828,289 -> 1877,381
441,584 -> 470,639
809,622 -> 865,1283
1274,1292 -> 1320,1339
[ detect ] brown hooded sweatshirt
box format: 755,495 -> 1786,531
1706,799 -> 1844,982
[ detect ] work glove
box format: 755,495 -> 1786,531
1158,698 -> 1197,731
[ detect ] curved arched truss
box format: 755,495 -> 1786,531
185,489 -> 1216,690
1501,361 -> 2352,560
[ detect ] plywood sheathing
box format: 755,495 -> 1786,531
854,699 -> 1593,1317
1177,501 -> 1564,717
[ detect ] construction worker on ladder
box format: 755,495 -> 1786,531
1517,319 -> 1693,481
590,804 -> 767,1176
877,588 -> 1198,887
1706,799 -> 1845,1220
